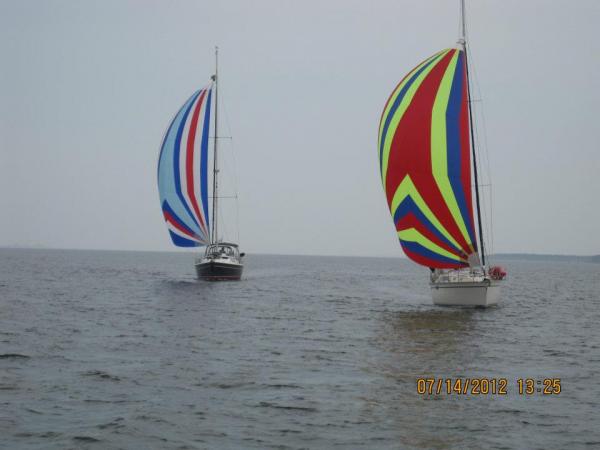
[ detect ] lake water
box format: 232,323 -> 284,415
1,248 -> 599,449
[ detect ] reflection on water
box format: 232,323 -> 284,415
382,309 -> 475,350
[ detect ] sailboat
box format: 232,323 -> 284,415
157,48 -> 244,281
377,1 -> 505,306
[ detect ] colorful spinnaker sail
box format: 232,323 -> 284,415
158,85 -> 213,247
378,48 -> 478,269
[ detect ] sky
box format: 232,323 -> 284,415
1,0 -> 599,257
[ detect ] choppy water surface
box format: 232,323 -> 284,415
1,249 -> 599,449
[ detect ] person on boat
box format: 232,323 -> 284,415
430,267 -> 439,282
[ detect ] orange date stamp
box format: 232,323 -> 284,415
416,378 -> 561,395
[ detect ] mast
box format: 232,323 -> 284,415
460,0 -> 486,267
211,46 -> 219,244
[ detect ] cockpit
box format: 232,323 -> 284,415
204,243 -> 241,261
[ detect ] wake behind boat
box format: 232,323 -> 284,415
377,0 -> 505,306
157,47 -> 244,280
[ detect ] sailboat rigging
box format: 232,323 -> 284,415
377,0 -> 505,306
460,0 -> 486,268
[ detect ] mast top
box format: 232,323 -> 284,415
213,46 -> 219,81
458,0 -> 466,48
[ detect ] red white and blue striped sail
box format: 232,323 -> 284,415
158,85 -> 213,247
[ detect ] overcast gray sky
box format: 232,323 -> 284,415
1,0 -> 599,257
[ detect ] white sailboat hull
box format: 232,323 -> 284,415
430,279 -> 501,307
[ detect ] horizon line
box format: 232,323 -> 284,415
1,245 -> 598,259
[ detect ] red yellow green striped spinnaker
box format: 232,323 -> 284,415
378,48 -> 478,269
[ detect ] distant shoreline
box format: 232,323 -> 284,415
1,246 -> 599,263
492,253 -> 600,263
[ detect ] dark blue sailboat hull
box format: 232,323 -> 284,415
195,261 -> 243,281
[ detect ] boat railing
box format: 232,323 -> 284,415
431,268 -> 485,284
195,250 -> 241,264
